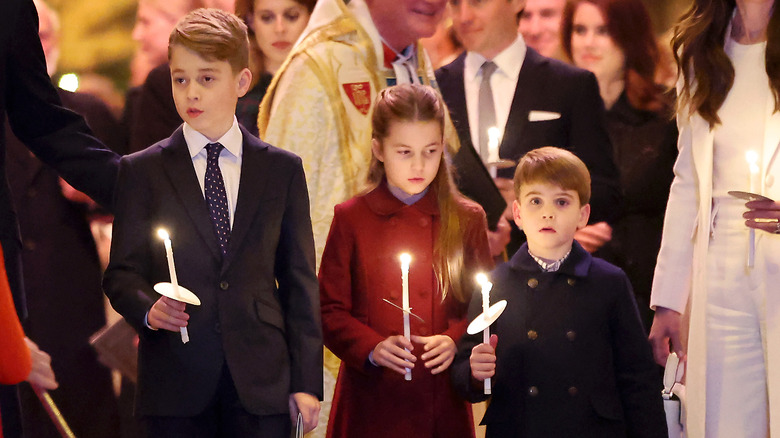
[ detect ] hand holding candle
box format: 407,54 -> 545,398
155,228 -> 202,343
476,273 -> 493,394
746,151 -> 760,268
400,253 -> 412,381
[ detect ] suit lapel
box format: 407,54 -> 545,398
223,128 -> 271,271
501,49 -> 542,158
161,128 -> 223,262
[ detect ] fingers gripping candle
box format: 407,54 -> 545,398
158,229 -> 189,343
400,253 -> 412,381
476,273 -> 493,394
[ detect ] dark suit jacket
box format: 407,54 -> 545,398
6,89 -> 120,437
0,1 -> 119,435
451,242 -> 667,438
103,125 -> 323,417
436,49 -> 621,252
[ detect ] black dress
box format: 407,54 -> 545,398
596,91 -> 678,332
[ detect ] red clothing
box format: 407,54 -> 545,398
320,183 -> 492,438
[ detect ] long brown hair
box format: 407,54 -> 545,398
234,0 -> 316,84
673,0 -> 780,126
561,0 -> 672,113
366,84 -> 469,303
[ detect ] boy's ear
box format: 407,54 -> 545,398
577,203 -> 591,229
512,200 -> 523,230
371,139 -> 384,162
236,67 -> 252,98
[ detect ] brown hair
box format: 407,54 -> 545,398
513,147 -> 591,205
367,84 -> 470,303
672,0 -> 780,126
561,0 -> 672,113
168,8 -> 250,73
235,0 -> 316,80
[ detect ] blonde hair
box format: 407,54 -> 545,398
366,84 -> 471,303
513,147 -> 591,205
168,8 -> 250,74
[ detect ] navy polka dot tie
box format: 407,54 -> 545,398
205,142 -> 230,256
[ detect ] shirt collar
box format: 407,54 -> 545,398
363,180 -> 439,217
464,34 -> 527,83
529,248 -> 571,272
183,118 -> 243,159
511,241 -> 592,278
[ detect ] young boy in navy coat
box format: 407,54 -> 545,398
451,147 -> 666,437
103,9 -> 322,437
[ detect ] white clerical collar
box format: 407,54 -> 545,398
529,247 -> 571,272
464,34 -> 527,84
184,118 -> 243,159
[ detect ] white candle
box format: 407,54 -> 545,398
487,127 -> 501,179
746,152 -> 759,268
157,229 -> 189,343
400,253 -> 412,381
476,273 -> 493,395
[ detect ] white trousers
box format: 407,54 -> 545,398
705,201 -> 770,438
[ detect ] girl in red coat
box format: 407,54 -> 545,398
319,84 -> 493,438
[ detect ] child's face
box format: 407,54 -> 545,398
512,181 -> 590,260
169,45 -> 251,142
372,120 -> 443,196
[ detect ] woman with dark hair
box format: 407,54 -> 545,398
645,0 -> 779,436
560,0 -> 678,332
234,0 -> 315,133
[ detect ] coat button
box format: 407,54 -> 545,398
219,281 -> 229,290
527,278 -> 538,288
767,175 -> 775,187
418,326 -> 430,336
419,218 -> 429,227
567,278 -> 576,286
23,239 -> 36,251
568,386 -> 578,396
528,386 -> 539,397
566,330 -> 576,341
527,330 -> 538,340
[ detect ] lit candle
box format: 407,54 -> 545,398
157,229 -> 189,343
476,273 -> 493,395
746,151 -> 759,268
487,127 -> 501,178
400,253 -> 412,381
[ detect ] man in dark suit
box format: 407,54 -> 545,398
0,0 -> 119,436
436,0 -> 620,256
103,10 -> 322,436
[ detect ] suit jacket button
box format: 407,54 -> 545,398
527,330 -> 538,340
527,278 -> 538,288
528,386 -> 539,397
567,278 -> 576,286
219,281 -> 229,291
566,330 -> 576,341
568,386 -> 578,396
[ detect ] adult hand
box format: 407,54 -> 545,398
486,216 -> 511,257
648,306 -> 684,366
372,335 -> 416,375
470,334 -> 498,382
494,177 -> 516,221
148,296 -> 188,332
59,178 -> 98,208
574,222 -> 612,253
289,392 -> 320,433
24,337 -> 58,390
744,200 -> 780,234
411,334 -> 456,374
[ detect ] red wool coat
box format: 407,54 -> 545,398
319,183 -> 493,438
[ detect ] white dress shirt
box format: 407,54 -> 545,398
183,118 -> 243,228
464,35 -> 527,150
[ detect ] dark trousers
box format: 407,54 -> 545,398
144,365 -> 290,438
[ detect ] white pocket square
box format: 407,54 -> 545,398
528,110 -> 561,122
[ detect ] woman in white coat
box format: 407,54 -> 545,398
649,0 -> 780,436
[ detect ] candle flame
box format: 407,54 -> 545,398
746,150 -> 759,165
157,229 -> 170,240
400,253 -> 411,266
476,273 -> 488,285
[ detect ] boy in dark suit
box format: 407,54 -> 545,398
451,147 -> 666,437
103,9 -> 322,437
